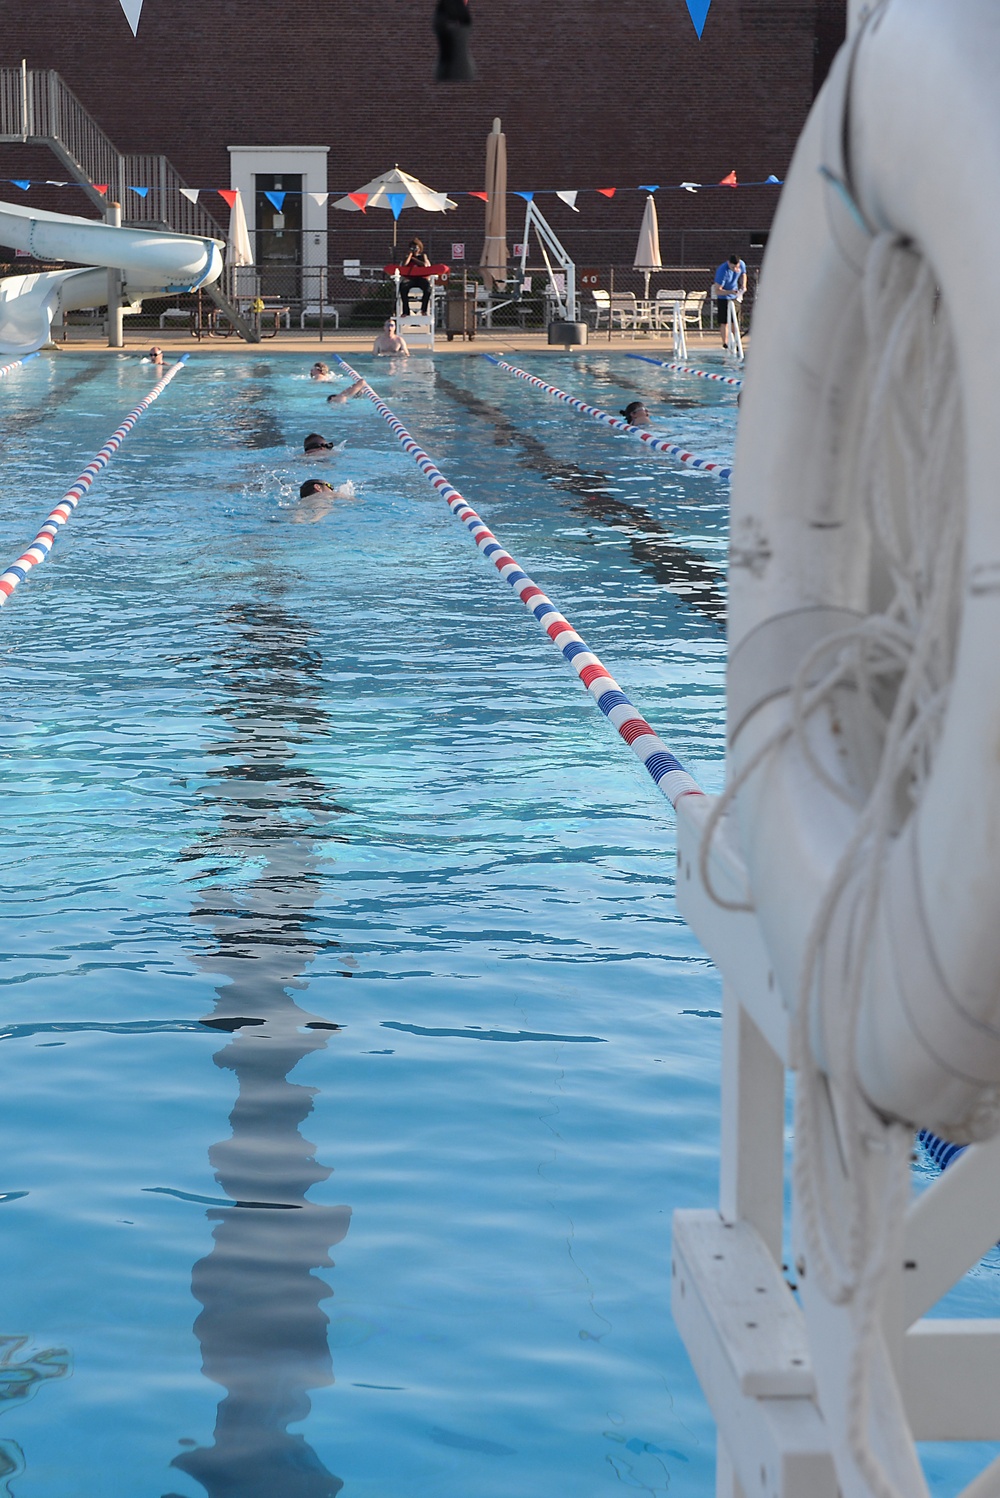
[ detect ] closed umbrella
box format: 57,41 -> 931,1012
227,188 -> 254,299
480,118 -> 508,291
633,193 -> 662,301
333,165 -> 456,249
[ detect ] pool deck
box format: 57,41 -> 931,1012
40,327 -> 741,357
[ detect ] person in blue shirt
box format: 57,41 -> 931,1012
712,254 -> 747,349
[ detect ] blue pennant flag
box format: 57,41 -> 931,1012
514,191 -> 534,203
128,185 -> 149,198
639,184 -> 660,193
12,180 -> 31,191
685,0 -> 712,37
264,190 -> 286,212
386,192 -> 406,219
765,174 -> 783,184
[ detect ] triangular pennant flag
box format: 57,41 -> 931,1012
179,187 -> 199,203
681,182 -> 701,193
685,0 -> 712,38
45,179 -> 68,187
128,185 -> 149,198
514,191 -> 534,202
638,184 -> 660,193
597,187 -> 616,198
348,192 -> 368,213
218,189 -> 238,209
386,192 -> 406,219
765,174 -> 782,184
468,191 -> 489,201
11,180 -> 31,191
309,192 -> 329,207
264,191 -> 286,212
93,184 -> 108,196
555,190 -> 579,212
719,170 -> 738,187
119,0 -> 144,35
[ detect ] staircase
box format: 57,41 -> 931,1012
0,63 -> 258,341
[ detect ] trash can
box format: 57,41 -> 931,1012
446,295 -> 476,341
548,320 -> 588,346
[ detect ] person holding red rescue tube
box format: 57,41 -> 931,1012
400,239 -> 433,317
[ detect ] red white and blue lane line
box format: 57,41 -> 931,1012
483,355 -> 733,482
0,354 -> 189,608
625,352 -> 743,389
0,352 -> 39,381
332,354 -> 703,809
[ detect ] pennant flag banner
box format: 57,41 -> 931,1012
681,182 -> 701,192
179,187 -> 199,203
639,184 -> 660,193
119,0 -> 144,35
128,185 -> 149,198
386,192 -> 406,219
514,191 -> 534,203
719,170 -> 738,187
468,191 -> 488,201
685,0 -> 712,38
218,189 -> 238,209
555,190 -> 579,211
309,192 -> 329,207
93,185 -> 108,196
348,192 -> 369,213
597,188 -> 616,198
766,174 -> 782,184
264,191 -> 286,212
12,180 -> 30,191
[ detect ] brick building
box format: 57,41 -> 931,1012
0,0 -> 845,287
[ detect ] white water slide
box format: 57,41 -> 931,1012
0,198 -> 223,354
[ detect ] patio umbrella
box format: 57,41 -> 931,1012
227,189 -> 253,266
333,166 -> 456,248
480,117 -> 508,290
633,193 -> 662,300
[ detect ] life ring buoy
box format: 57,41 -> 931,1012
727,0 -> 1000,1142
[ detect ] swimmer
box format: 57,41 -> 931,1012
620,400 -> 652,428
291,477 -> 356,523
373,318 -> 409,356
304,433 -> 335,453
147,346 -> 164,366
310,361 -> 334,381
326,378 -> 367,405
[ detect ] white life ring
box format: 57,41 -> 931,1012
728,0 -> 1000,1141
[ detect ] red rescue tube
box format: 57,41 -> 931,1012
384,263 -> 450,280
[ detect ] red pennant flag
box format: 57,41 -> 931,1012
596,187 -> 616,198
348,192 -> 369,213
719,170 -> 738,187
218,189 -> 238,209
468,191 -> 489,201
93,184 -> 108,196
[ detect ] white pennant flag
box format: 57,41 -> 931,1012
555,190 -> 579,212
179,188 -> 200,204
680,181 -> 701,193
119,0 -> 144,35
309,192 -> 330,208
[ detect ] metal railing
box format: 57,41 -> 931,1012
0,65 -> 225,243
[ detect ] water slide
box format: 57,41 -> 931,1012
0,198 -> 223,354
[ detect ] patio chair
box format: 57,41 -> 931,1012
588,289 -> 611,329
683,290 -> 708,330
609,291 -> 640,333
654,288 -> 686,330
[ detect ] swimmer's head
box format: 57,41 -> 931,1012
621,401 -> 651,427
304,433 -> 333,452
310,362 -> 330,377
149,346 -> 163,359
299,479 -> 334,498
384,318 -> 397,332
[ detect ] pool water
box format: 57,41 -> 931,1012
0,349 -> 990,1498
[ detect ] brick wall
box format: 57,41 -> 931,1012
0,0 -> 845,267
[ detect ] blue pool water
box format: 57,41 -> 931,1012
0,349 -> 992,1497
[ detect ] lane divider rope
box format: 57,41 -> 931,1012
625,352 -> 743,389
0,354 -> 189,608
483,354 -> 733,481
333,354 -> 703,808
0,351 -> 39,381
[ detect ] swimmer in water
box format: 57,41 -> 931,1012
620,400 -> 652,428
304,433 -> 336,453
291,477 -> 356,523
310,361 -> 334,381
148,346 -> 164,366
373,318 -> 409,356
326,378 -> 367,405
